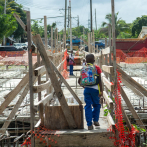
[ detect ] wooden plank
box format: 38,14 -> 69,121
44,105 -> 83,130
122,78 -> 143,97
33,80 -> 51,93
120,85 -> 146,130
102,65 -> 114,75
0,76 -> 37,134
34,59 -> 65,77
44,16 -> 48,51
103,91 -> 113,109
35,119 -> 41,128
117,66 -> 147,97
34,66 -> 46,76
121,105 -> 132,131
35,92 -> 54,106
102,77 -> 114,92
13,13 -> 26,31
35,132 -> 114,147
27,11 -> 34,146
51,27 -> 53,53
33,34 -> 77,129
50,60 -> 83,105
102,46 -> 113,55
103,105 -> 115,128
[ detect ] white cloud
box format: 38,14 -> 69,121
17,0 -> 147,30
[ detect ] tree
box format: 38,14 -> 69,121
0,0 -> 27,39
101,12 -> 131,38
0,6 -> 18,42
31,20 -> 44,37
47,22 -> 56,38
132,15 -> 147,37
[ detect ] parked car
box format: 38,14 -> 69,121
20,43 -> 28,50
95,41 -> 105,49
13,43 -> 23,50
85,41 -> 105,52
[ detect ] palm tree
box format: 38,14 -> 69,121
101,12 -> 131,38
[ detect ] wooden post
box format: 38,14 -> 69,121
92,30 -> 95,53
55,28 -> 57,53
44,16 -> 49,96
88,33 -> 90,53
83,28 -> 85,51
44,16 -> 48,50
91,32 -> 92,53
111,0 -> 117,85
33,34 -> 77,129
64,28 -> 66,49
57,28 -> 59,52
108,24 -> 113,109
27,11 -> 34,146
51,27 -> 53,53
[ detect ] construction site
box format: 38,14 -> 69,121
0,0 -> 147,147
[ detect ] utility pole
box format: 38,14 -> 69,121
3,0 -> 6,46
68,6 -> 70,39
90,0 -> 92,32
69,0 -> 72,50
95,9 -> 97,31
64,0 -> 67,35
88,19 -> 90,30
77,15 -> 79,27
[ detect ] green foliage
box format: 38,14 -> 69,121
47,22 -> 56,38
31,20 -> 44,37
101,12 -> 132,38
133,124 -> 146,132
103,105 -> 111,116
132,15 -> 147,37
0,0 -> 27,39
0,6 -> 17,40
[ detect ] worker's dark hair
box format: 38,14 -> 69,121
86,54 -> 95,64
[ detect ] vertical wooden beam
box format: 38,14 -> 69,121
27,11 -> 34,146
108,24 -> 113,110
44,16 -> 49,95
57,28 -> 59,52
83,28 -> 85,51
44,16 -> 48,50
64,28 -> 66,49
91,32 -> 92,53
51,27 -> 53,53
88,33 -> 90,53
111,0 -> 117,85
55,28 -> 57,53
92,30 -> 95,53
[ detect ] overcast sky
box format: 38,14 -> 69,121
17,0 -> 147,31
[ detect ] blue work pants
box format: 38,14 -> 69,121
70,65 -> 73,75
84,88 -> 101,126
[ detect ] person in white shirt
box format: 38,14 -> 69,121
82,59 -> 86,67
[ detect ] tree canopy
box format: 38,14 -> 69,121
0,0 -> 27,40
132,15 -> 147,37
0,6 -> 17,41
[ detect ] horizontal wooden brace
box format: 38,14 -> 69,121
35,92 -> 54,106
103,91 -> 113,109
33,80 -> 51,93
102,76 -> 114,92
102,65 -> 114,75
102,46 -> 113,55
